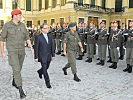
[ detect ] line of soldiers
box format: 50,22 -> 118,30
47,21 -> 133,73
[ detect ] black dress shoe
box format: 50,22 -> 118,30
96,58 -> 100,60
46,81 -> 52,88
96,60 -> 102,65
85,58 -> 90,62
56,51 -> 61,55
37,70 -> 42,79
76,55 -> 83,60
109,62 -> 114,68
112,62 -> 117,69
12,78 -> 18,89
62,68 -> 67,75
18,86 -> 26,99
107,58 -> 112,63
101,60 -> 105,66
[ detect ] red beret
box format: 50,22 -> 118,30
11,9 -> 22,15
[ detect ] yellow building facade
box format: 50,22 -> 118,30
0,0 -> 133,29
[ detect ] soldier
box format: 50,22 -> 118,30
85,22 -> 96,63
77,22 -> 84,60
108,21 -> 122,69
119,23 -> 127,60
107,22 -> 114,63
0,9 -> 34,99
96,21 -> 108,66
62,22 -> 84,82
123,20 -> 133,73
49,23 -> 56,53
56,23 -> 62,55
61,23 -> 69,56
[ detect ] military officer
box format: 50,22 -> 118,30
108,21 -> 122,69
123,20 -> 133,73
61,23 -> 69,56
56,23 -> 62,55
119,23 -> 127,60
76,22 -> 84,60
49,23 -> 56,53
96,21 -> 108,66
85,22 -> 96,63
0,9 -> 34,99
62,22 -> 84,82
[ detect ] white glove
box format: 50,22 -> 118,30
117,47 -> 119,51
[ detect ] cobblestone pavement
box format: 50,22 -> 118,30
0,48 -> 133,100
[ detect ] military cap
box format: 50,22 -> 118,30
69,22 -> 76,27
11,9 -> 22,15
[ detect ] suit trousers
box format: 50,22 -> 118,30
39,61 -> 51,83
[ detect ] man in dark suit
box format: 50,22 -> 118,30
34,23 -> 55,88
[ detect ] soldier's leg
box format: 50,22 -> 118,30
90,44 -> 94,58
130,48 -> 133,66
8,52 -> 22,87
119,44 -> 125,60
94,44 -> 96,55
85,44 -> 91,62
76,46 -> 83,60
97,45 -> 102,65
101,45 -> 107,60
126,48 -> 131,65
56,39 -> 61,54
18,50 -> 25,70
109,48 -> 115,68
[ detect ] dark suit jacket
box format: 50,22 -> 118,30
34,33 -> 55,63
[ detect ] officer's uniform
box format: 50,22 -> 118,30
123,28 -> 133,73
49,26 -> 56,53
97,28 -> 108,65
56,26 -> 62,54
77,26 -> 84,60
86,27 -> 96,63
108,29 -> 122,69
1,20 -> 30,87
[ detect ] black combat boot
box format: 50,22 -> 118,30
37,70 -> 42,79
128,65 -> 132,73
76,55 -> 83,60
119,55 -> 124,60
56,51 -> 61,55
85,58 -> 90,62
109,62 -> 114,68
46,81 -> 52,88
107,58 -> 112,63
96,58 -> 100,60
96,60 -> 102,65
112,62 -> 117,69
62,67 -> 67,75
88,58 -> 92,63
101,60 -> 105,66
18,86 -> 26,99
123,64 -> 130,72
74,74 -> 81,82
12,78 -> 18,89
61,54 -> 65,56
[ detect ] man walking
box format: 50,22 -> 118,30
62,22 -> 84,82
0,9 -> 33,99
34,23 -> 55,88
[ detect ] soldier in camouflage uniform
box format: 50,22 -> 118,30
0,9 -> 33,99
123,20 -> 133,73
62,23 -> 84,82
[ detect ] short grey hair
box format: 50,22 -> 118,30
40,23 -> 48,29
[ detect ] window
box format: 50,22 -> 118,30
102,0 -> 106,9
39,0 -> 42,11
37,20 -> 40,25
61,0 -> 66,6
52,0 -> 57,8
44,20 -> 47,24
91,0 -> 95,6
26,0 -> 31,11
45,0 -> 49,10
51,19 -> 55,25
115,0 -> 122,12
60,18 -> 64,26
129,0 -> 133,8
12,1 -> 18,10
0,20 -> 4,30
78,18 -> 84,23
0,0 -> 2,9
27,21 -> 32,27
78,0 -> 83,6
